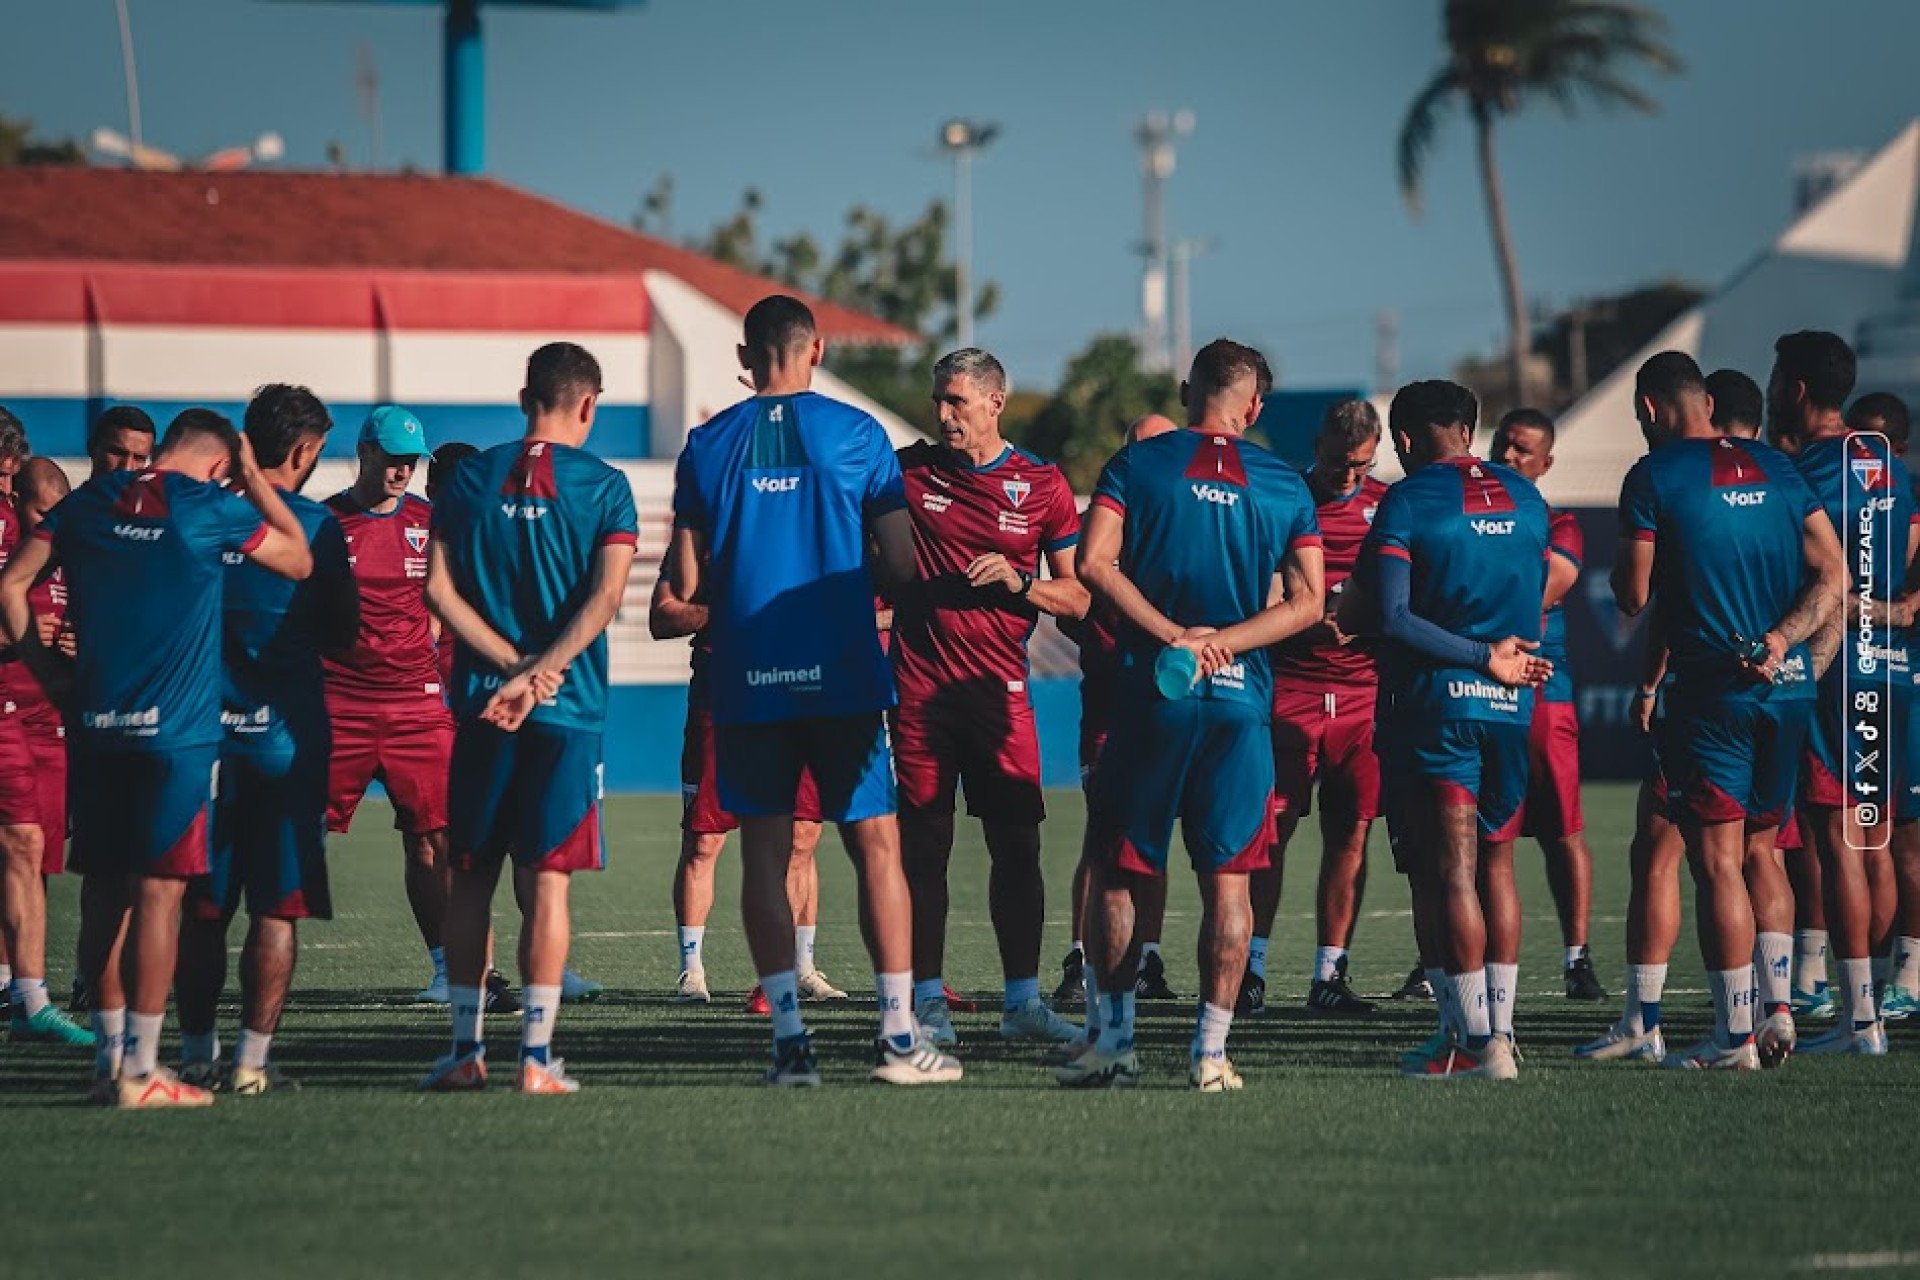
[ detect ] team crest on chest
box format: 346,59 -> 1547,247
1002,477 -> 1032,509
405,526 -> 430,554
1362,505 -> 1377,524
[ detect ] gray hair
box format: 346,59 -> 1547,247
933,347 -> 1008,395
1317,398 -> 1380,453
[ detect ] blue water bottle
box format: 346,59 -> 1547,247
1153,645 -> 1200,700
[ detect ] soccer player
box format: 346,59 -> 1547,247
2,408 -> 315,1106
426,442 -> 480,693
670,295 -> 959,1086
1063,338 -> 1324,1091
892,348 -> 1087,1049
650,550 -> 844,1007
88,405 -> 155,478
419,342 -> 638,1095
1346,381 -> 1550,1082
1614,351 -> 1844,1071
1250,398 -> 1388,1018
1488,408 -> 1607,1002
174,385 -> 357,1093
1773,332 -> 1913,1055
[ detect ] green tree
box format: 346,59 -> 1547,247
1397,0 -> 1681,402
0,115 -> 85,166
1013,335 -> 1179,492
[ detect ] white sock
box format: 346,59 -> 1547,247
450,984 -> 483,1052
521,984 -> 560,1064
1626,963 -> 1667,1032
1139,942 -> 1161,970
1071,938 -> 1084,958
179,1030 -> 220,1065
1003,976 -> 1040,1011
1895,937 -> 1920,992
1795,929 -> 1829,992
1314,945 -> 1345,983
125,1011 -> 163,1078
1840,957 -> 1878,1031
1448,970 -> 1490,1042
0,963 -> 10,988
794,925 -> 818,976
876,971 -> 915,1044
762,970 -> 806,1041
428,945 -> 447,978
1248,936 -> 1269,981
1190,1001 -> 1232,1061
1708,966 -> 1756,1044
1427,967 -> 1456,1035
1095,989 -> 1136,1053
676,926 -> 705,973
12,976 -> 49,1018
235,1028 -> 271,1071
1486,962 -> 1517,1038
913,977 -> 945,1006
93,1006 -> 125,1080
1564,944 -> 1588,969
1754,932 -> 1792,1013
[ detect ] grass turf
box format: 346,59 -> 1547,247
6,783 -> 1919,1279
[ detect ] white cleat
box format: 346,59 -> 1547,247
796,969 -> 849,1001
1407,1034 -> 1519,1081
999,998 -> 1082,1045
1756,1010 -> 1797,1069
1573,1023 -> 1666,1063
1190,1054 -> 1244,1092
673,969 -> 711,1004
870,1035 -> 963,1085
1055,1041 -> 1141,1089
914,996 -> 958,1048
1798,1022 -> 1889,1056
1662,1036 -> 1760,1071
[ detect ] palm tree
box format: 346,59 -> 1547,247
1398,0 -> 1682,404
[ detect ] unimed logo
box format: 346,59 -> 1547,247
1722,490 -> 1767,508
747,664 -> 822,687
752,476 -> 801,494
1190,484 -> 1239,507
84,706 -> 160,732
112,524 -> 163,542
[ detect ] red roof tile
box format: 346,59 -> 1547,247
0,168 -> 917,347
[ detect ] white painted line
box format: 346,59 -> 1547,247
1791,1253 -> 1920,1271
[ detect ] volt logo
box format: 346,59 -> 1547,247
753,476 -> 801,494
1470,519 -> 1515,535
1191,484 -> 1240,507
112,524 -> 164,542
1722,490 -> 1767,508
499,503 -> 548,520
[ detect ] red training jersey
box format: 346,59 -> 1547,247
1271,472 -> 1388,691
0,502 -> 65,725
891,442 -> 1080,699
323,492 -> 442,699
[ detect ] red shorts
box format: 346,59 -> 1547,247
893,684 -> 1045,825
325,692 -> 454,835
1270,684 -> 1381,823
0,707 -> 65,872
1520,700 -> 1585,840
680,705 -> 821,834
1778,805 -> 1804,852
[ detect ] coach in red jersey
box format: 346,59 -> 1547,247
893,348 -> 1090,1048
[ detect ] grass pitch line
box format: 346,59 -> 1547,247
1791,1253 -> 1920,1271
1431,1271 -> 1575,1280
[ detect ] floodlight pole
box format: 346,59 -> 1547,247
446,0 -> 484,175
939,119 -> 998,352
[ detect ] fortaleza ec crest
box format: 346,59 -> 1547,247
405,526 -> 429,554
1002,478 -> 1032,508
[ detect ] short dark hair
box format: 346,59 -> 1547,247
1848,391 -> 1912,448
1773,330 -> 1856,410
243,383 -> 332,470
1497,407 -> 1556,446
1634,351 -> 1707,406
1705,368 -> 1763,432
160,408 -> 241,461
524,342 -> 603,414
1317,399 -> 1381,454
0,406 -> 27,464
1389,379 -> 1478,440
22,456 -> 69,510
1187,338 -> 1269,404
428,440 -> 480,496
89,405 -> 155,455
742,295 -> 818,365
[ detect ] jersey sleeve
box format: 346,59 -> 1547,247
1039,470 -> 1080,554
1360,484 -> 1413,563
599,469 -> 640,548
311,510 -> 353,590
1550,509 -> 1584,568
215,487 -> 268,555
860,423 -> 907,519
1617,458 -> 1660,543
1284,475 -> 1322,556
32,493 -> 65,543
670,447 -> 707,533
1090,446 -> 1130,518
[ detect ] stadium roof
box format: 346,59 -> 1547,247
0,168 -> 918,348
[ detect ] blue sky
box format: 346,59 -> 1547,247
6,0 -> 1918,390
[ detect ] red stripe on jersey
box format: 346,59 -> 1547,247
1709,438 -> 1761,487
505,442 -> 559,499
1457,461 -> 1515,513
112,471 -> 170,519
599,530 -> 639,548
1289,533 -> 1324,551
1182,434 -> 1249,486
1630,528 -> 1657,542
29,527 -> 50,543
238,522 -> 268,555
1090,494 -> 1126,517
1376,544 -> 1411,561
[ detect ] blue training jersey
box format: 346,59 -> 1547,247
1617,435 -> 1820,701
1089,428 -> 1320,714
1793,431 -> 1916,688
42,469 -> 266,751
1357,455 -> 1550,724
672,390 -> 906,726
222,489 -> 351,751
432,439 -> 639,733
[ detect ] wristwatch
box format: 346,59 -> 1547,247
1015,569 -> 1035,597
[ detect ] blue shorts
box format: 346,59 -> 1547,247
1378,717 -> 1531,842
714,713 -> 895,824
196,721 -> 331,921
449,721 -> 605,873
1659,691 -> 1810,826
68,742 -> 219,879
1086,697 -> 1274,877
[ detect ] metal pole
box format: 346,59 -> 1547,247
1171,241 -> 1192,378
955,144 -> 973,350
445,0 -> 485,174
114,0 -> 143,152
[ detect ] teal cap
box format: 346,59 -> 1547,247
359,404 -> 432,458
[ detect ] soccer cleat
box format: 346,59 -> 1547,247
1756,1010 -> 1797,1069
1391,966 -> 1434,1001
1398,1027 -> 1452,1073
1041,1033 -> 1092,1067
118,1065 -> 215,1109
415,972 -> 450,1004
797,969 -> 849,1001
1190,1055 -> 1244,1092
1880,985 -> 1920,1022
1798,1023 -> 1890,1056
1573,1022 -> 1666,1062
673,969 -> 711,1004
914,996 -> 958,1048
11,1004 -> 98,1047
1235,971 -> 1267,1018
1405,1035 -> 1518,1081
177,1060 -> 226,1090
1134,951 -> 1179,1001
1791,985 -> 1837,1020
1305,964 -> 1377,1017
86,1076 -> 119,1106
1661,1036 -> 1760,1071
230,1063 -> 300,1096
942,983 -> 978,1014
559,969 -> 604,1003
1051,948 -> 1087,1010
745,984 -> 771,1016
1055,1041 -> 1141,1089
518,1057 -> 580,1095
1564,955 -> 1608,1001
483,969 -> 520,1016
763,1033 -> 821,1087
999,998 -> 1082,1045
871,1035 -> 964,1085
68,975 -> 92,1013
419,1047 -> 488,1091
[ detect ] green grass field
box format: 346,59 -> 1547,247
6,783 -> 1919,1279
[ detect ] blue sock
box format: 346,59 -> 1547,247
1003,976 -> 1040,1011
